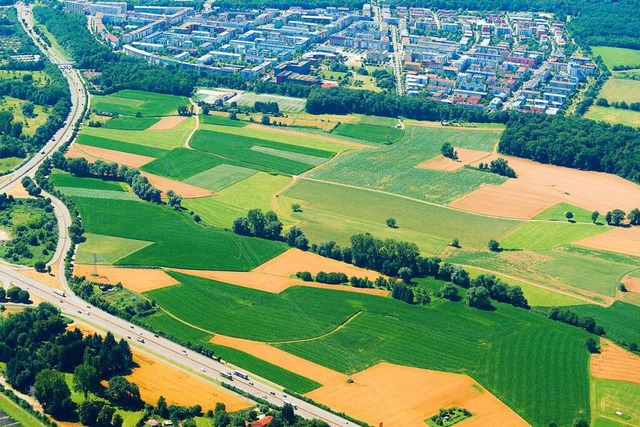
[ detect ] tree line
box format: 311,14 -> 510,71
499,114 -> 640,184
232,209 -> 309,250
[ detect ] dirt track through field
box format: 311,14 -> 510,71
171,269 -> 390,296
73,264 -> 179,292
148,115 -> 186,130
591,339 -> 640,384
416,148 -> 492,172
68,143 -> 154,168
575,227 -> 640,258
449,154 -> 640,219
307,362 -> 528,427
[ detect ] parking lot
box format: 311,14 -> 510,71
0,409 -> 19,426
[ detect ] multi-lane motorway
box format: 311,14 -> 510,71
4,4 -> 352,426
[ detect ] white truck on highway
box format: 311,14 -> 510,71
53,289 -> 66,298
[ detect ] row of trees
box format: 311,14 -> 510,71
232,209 -> 309,250
499,114 -> 640,184
0,286 -> 30,304
547,307 -> 606,335
596,98 -> 640,112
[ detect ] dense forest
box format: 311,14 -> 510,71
306,87 -> 509,123
499,114 -> 640,184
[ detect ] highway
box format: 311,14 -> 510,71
4,4 -> 353,426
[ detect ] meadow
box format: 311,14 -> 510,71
190,129 -> 334,175
71,196 -> 285,270
182,173 -> 291,229
91,90 -> 189,117
102,116 -> 160,130
500,222 -> 607,250
200,114 -> 247,127
75,233 -> 152,265
0,70 -> 50,86
142,148 -> 227,180
280,178 -> 519,253
0,96 -> 49,136
0,156 -> 23,174
598,78 -> 640,103
534,203 -> 596,223
592,46 -> 640,69
140,311 -> 321,393
183,164 -> 257,192
81,117 -> 195,150
76,134 -> 168,158
591,379 -> 640,427
145,271 -> 591,426
230,92 -> 307,112
332,123 -> 404,144
310,125 -> 505,204
50,170 -> 129,191
586,106 -> 640,128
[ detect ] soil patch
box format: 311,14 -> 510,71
591,338 -> 640,384
5,184 -> 32,198
449,154 -> 640,219
148,116 -> 187,130
68,144 -> 154,168
253,248 -> 383,279
306,362 -> 528,427
73,264 -> 178,292
144,172 -> 213,199
575,227 -> 640,258
18,268 -> 64,290
172,269 -> 389,297
619,276 -> 640,305
210,335 -> 346,385
417,148 -> 491,172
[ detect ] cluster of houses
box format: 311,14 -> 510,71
63,0 -> 597,114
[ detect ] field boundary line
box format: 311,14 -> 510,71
456,263 -> 611,307
268,310 -> 362,345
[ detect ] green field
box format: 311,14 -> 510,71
0,156 -> 23,173
183,172 -> 292,229
279,179 -> 519,253
592,46 -> 640,69
183,164 -> 257,191
76,134 -> 168,158
599,79 -> 640,103
591,379 -> 640,427
570,302 -> 640,345
332,123 -> 405,144
534,203 -> 597,223
72,196 -> 285,270
141,311 -> 320,393
190,129 -> 334,175
51,170 -> 128,191
586,106 -> 640,127
142,148 -> 227,180
91,90 -> 189,117
500,222 -> 607,250
310,126 -> 505,204
81,117 -> 195,150
57,187 -> 139,201
76,233 -> 153,265
535,249 -> 637,297
0,96 -> 49,136
0,70 -> 51,87
200,114 -> 247,127
102,116 -> 160,130
230,92 -> 307,112
145,271 -> 591,426
463,266 -> 588,307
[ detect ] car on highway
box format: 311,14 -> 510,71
269,391 -> 276,395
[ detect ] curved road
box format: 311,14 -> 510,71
4,4 -> 353,426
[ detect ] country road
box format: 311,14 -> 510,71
3,4 -> 353,426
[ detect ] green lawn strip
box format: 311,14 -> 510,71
140,312 -> 319,393
534,203 -> 597,223
0,157 -> 24,174
50,170 -> 128,191
142,148 -> 227,180
200,115 -> 247,127
72,196 -> 285,270
250,146 -> 327,166
183,164 -> 257,192
81,118 -> 195,150
0,390 -> 47,427
332,123 -> 404,144
500,222 -> 608,251
535,249 -> 637,297
281,179 -> 519,251
462,266 -> 588,307
102,116 -> 160,130
570,302 -> 640,346
91,90 -> 189,117
75,233 -> 154,265
57,187 -> 139,201
591,378 -> 640,427
310,125 -> 505,204
77,134 -> 168,158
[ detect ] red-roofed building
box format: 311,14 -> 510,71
246,415 -> 273,427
